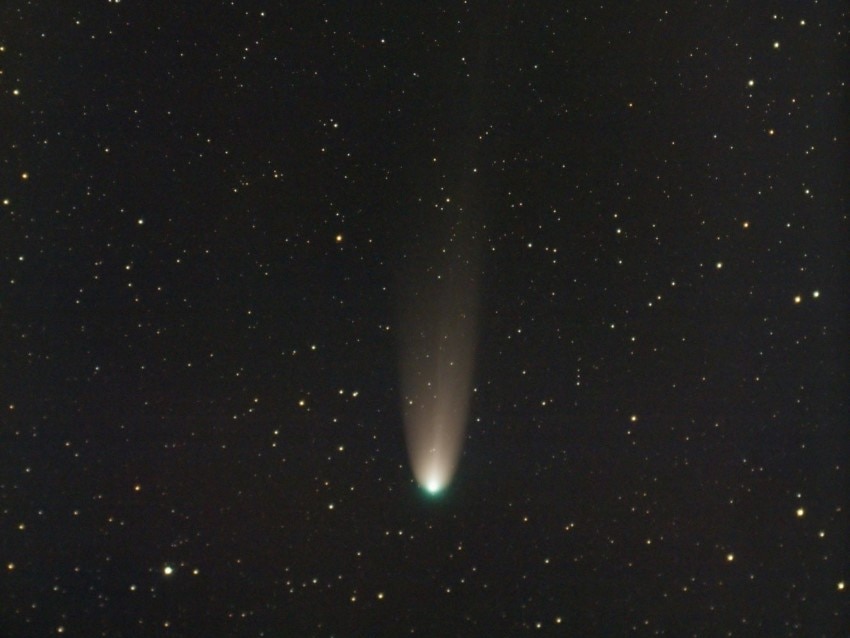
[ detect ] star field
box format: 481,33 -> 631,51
0,2 -> 847,636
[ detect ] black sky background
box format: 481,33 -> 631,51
1,2 -> 847,636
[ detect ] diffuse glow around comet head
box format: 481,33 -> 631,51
398,209 -> 480,495
424,478 -> 443,495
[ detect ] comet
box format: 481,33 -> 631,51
398,207 -> 480,495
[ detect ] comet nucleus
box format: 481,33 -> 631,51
398,206 -> 480,494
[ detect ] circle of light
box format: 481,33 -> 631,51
425,478 -> 443,494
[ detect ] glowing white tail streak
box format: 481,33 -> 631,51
399,221 -> 479,493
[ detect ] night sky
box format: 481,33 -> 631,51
1,2 -> 847,636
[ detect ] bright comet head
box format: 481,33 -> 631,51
424,479 -> 443,495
